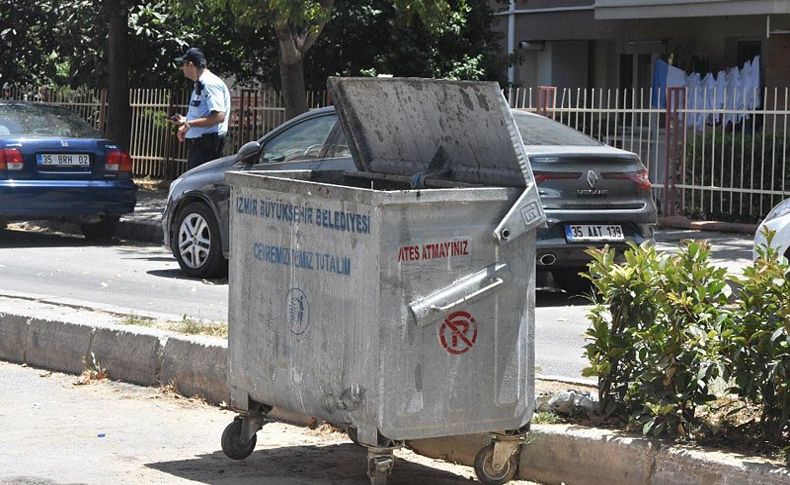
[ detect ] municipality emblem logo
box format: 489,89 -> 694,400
286,288 -> 310,335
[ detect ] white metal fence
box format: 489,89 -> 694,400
4,85 -> 789,221
508,86 -> 790,222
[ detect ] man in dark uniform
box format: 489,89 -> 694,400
171,47 -> 231,170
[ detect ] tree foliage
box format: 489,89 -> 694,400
0,1 -> 61,86
304,0 -> 504,90
198,0 -> 490,118
1,0 -> 505,114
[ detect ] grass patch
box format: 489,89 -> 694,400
120,313 -> 156,327
169,315 -> 228,338
532,411 -> 565,425
118,313 -> 228,338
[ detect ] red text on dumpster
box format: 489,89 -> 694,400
439,310 -> 477,355
397,239 -> 469,262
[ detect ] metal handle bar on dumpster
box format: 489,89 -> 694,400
429,278 -> 504,312
409,263 -> 508,328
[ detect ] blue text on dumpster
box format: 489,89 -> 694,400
236,196 -> 371,235
253,242 -> 352,276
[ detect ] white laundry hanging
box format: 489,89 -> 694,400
701,72 -> 716,126
723,66 -> 741,126
686,73 -> 705,130
712,70 -> 727,125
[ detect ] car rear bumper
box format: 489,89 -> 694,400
536,219 -> 655,269
0,179 -> 137,220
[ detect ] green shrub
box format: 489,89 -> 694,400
725,231 -> 790,444
584,236 -> 790,451
584,240 -> 732,437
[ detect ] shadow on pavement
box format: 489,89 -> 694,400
146,444 -> 473,484
0,226 -> 88,248
146,268 -> 229,285
536,288 -> 592,308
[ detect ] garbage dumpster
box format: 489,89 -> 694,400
222,77 -> 545,485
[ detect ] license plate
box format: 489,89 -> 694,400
565,224 -> 624,242
37,153 -> 90,167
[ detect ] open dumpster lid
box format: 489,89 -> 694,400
327,77 -> 545,242
327,77 -> 536,187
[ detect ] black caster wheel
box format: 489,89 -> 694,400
473,443 -> 517,485
221,418 -> 257,460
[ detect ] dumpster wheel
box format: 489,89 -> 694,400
366,447 -> 395,485
473,443 -> 518,485
221,418 -> 258,460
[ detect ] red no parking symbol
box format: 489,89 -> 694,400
439,310 -> 477,355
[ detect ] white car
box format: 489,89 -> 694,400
753,198 -> 790,259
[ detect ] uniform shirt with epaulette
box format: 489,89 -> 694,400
185,70 -> 230,139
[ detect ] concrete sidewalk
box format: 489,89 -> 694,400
0,295 -> 786,485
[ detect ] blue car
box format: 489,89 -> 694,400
0,101 -> 137,239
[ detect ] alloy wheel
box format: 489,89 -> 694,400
178,212 -> 211,269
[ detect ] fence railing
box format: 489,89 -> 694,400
4,84 -> 789,221
508,86 -> 790,222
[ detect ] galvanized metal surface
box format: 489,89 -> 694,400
227,172 -> 536,446
226,78 -> 545,449
327,77 -> 545,243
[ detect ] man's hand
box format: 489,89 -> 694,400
168,113 -> 186,125
177,123 -> 189,142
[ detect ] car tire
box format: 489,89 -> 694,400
552,267 -> 593,296
173,201 -> 227,278
80,216 -> 119,241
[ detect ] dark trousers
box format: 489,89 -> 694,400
186,133 -> 225,170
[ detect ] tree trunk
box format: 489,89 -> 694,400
105,0 -> 131,151
278,51 -> 307,121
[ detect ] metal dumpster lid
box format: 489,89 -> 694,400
327,77 -> 545,242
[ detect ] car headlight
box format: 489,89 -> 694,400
764,198 -> 790,222
168,177 -> 183,200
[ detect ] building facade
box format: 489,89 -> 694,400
493,0 -> 790,91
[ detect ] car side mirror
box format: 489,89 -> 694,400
237,141 -> 261,165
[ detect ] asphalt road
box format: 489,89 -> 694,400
0,225 -> 755,380
0,225 -> 228,323
0,361 -> 536,485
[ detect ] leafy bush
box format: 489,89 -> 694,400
584,241 -> 731,437
584,236 -> 790,452
725,231 -> 790,444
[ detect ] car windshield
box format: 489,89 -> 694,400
512,110 -> 601,146
0,103 -> 102,138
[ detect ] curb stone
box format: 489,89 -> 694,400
1,308 -> 788,484
409,426 -> 789,485
27,318 -> 93,375
160,336 -> 228,404
92,327 -> 162,386
659,215 -> 758,236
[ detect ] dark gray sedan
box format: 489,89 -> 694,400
162,107 -> 656,292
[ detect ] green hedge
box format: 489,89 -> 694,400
583,237 -> 789,455
683,132 -> 790,222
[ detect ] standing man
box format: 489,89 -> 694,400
171,47 -> 231,170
